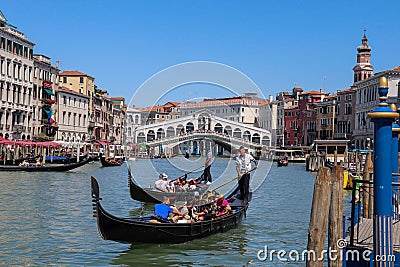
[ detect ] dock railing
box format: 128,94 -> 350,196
348,175 -> 400,247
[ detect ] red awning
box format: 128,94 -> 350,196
94,140 -> 110,146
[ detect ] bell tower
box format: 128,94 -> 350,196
353,30 -> 374,84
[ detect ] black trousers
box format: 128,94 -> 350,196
238,173 -> 250,201
203,165 -> 212,182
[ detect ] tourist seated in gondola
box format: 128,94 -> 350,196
153,197 -> 187,223
166,180 -> 175,193
215,195 -> 231,216
34,158 -> 42,166
154,173 -> 168,192
19,159 -> 29,167
188,179 -> 197,190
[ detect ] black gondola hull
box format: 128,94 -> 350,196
100,156 -> 123,167
0,156 -> 91,171
92,177 -> 247,243
277,159 -> 288,167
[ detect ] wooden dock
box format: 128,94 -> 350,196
348,218 -> 400,252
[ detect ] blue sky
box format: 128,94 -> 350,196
2,1 -> 400,106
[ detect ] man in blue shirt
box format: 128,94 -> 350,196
154,197 -> 186,223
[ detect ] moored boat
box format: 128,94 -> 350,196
91,176 -> 249,243
100,156 -> 123,167
0,156 -> 91,172
277,158 -> 288,167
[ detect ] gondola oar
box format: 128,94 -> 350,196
211,166 -> 258,191
171,165 -> 206,182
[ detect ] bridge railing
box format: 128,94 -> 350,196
145,131 -> 266,148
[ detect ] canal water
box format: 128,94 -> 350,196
0,158 -> 350,266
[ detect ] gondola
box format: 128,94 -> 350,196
128,167 -> 210,204
100,156 -> 123,167
277,158 -> 288,167
0,155 -> 40,166
0,156 -> 91,172
91,176 -> 249,243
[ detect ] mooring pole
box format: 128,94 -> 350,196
391,104 -> 400,220
368,77 -> 397,267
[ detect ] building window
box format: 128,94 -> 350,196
80,77 -> 84,83
63,96 -> 67,105
63,77 -> 67,83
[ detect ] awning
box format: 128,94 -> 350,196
44,88 -> 55,96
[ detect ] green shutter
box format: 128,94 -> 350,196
44,88 -> 54,96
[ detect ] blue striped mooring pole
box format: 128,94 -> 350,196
391,104 -> 400,220
368,77 -> 398,266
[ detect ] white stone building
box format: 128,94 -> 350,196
55,86 -> 89,142
125,106 -> 143,144
179,93 -> 267,127
0,12 -> 34,140
353,67 -> 400,149
259,97 -> 277,147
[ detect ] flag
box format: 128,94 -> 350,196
47,109 -> 56,124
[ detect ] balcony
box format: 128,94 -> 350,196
307,129 -> 316,133
321,123 -> 328,129
334,133 -> 348,139
41,98 -> 56,106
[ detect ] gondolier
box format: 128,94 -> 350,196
235,146 -> 257,203
202,149 -> 213,185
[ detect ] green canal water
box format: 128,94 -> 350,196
0,157 -> 349,266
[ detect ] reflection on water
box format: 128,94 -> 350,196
112,227 -> 249,267
0,159 -> 319,266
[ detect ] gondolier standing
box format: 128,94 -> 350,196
236,146 -> 257,203
202,149 -> 213,185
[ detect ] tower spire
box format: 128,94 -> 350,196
353,30 -> 374,84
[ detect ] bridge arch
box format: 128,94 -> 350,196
243,130 -> 251,141
186,122 -> 194,133
233,128 -> 241,138
197,113 -> 211,131
224,125 -> 232,136
262,135 -> 270,146
176,124 -> 184,135
214,123 -> 223,133
147,130 -> 155,142
137,132 -> 146,143
166,126 -> 175,137
156,128 -> 165,139
252,133 -> 260,144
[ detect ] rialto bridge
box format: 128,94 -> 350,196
132,111 -> 271,156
